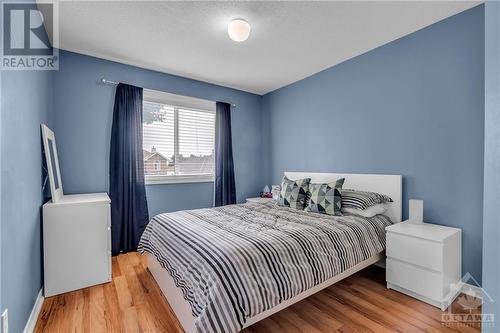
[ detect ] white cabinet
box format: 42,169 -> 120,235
43,193 -> 112,297
385,221 -> 461,310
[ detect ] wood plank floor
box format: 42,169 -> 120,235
34,252 -> 481,333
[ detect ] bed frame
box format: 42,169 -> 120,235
146,172 -> 402,333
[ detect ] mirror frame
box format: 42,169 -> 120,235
41,124 -> 64,202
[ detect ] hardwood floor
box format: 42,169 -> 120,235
34,252 -> 481,333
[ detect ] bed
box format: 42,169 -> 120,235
138,172 -> 402,333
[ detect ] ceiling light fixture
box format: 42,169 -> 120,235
228,18 -> 251,42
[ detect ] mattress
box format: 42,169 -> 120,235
138,201 -> 392,333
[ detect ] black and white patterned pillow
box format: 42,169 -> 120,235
278,176 -> 311,210
341,189 -> 393,210
306,178 -> 345,216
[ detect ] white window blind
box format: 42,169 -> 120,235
142,91 -> 215,184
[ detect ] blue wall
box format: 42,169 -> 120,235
52,51 -> 265,216
262,6 -> 484,281
1,69 -> 53,332
483,1 -> 500,330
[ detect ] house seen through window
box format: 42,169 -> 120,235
142,90 -> 216,184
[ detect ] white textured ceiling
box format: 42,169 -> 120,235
45,1 -> 481,95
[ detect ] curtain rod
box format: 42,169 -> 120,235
99,78 -> 236,107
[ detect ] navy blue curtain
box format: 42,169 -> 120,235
109,83 -> 149,255
214,102 -> 236,206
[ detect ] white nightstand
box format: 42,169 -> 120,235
385,221 -> 462,311
246,197 -> 273,204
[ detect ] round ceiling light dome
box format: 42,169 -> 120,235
228,18 -> 251,42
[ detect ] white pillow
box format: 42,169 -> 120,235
342,203 -> 389,218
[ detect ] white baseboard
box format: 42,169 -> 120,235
23,289 -> 44,333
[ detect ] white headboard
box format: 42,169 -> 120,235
285,172 -> 402,223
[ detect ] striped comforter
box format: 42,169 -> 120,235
138,201 -> 392,333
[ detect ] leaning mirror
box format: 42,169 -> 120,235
41,124 -> 64,202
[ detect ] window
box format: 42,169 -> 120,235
142,90 -> 216,184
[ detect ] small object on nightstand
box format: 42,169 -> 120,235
409,199 -> 424,224
246,197 -> 272,204
385,221 -> 461,311
271,185 -> 280,199
260,185 -> 273,198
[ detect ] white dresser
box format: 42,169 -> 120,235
43,193 -> 112,297
386,222 -> 461,310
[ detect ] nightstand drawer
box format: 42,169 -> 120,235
387,232 -> 443,272
387,258 -> 444,300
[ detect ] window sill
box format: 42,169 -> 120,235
145,175 -> 214,185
